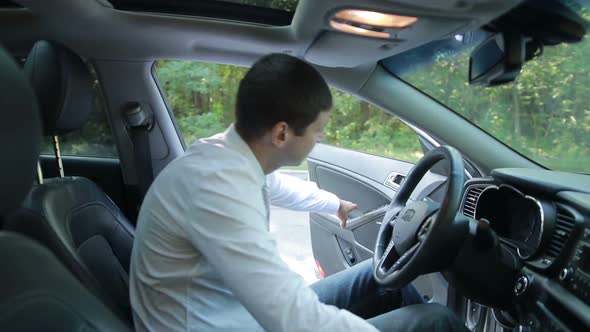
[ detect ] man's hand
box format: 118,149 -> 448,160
337,200 -> 358,229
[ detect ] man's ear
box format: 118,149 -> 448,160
270,121 -> 289,147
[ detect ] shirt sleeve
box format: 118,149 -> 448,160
181,166 -> 377,332
266,171 -> 340,214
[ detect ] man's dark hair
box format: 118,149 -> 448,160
235,53 -> 332,142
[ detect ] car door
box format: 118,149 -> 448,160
308,91 -> 450,304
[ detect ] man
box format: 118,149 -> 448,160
130,53 -> 468,331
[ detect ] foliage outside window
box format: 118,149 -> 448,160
326,89 -> 423,163
221,0 -> 298,11
41,81 -> 117,158
155,60 -> 423,163
394,32 -> 590,174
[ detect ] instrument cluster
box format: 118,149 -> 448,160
474,185 -> 548,259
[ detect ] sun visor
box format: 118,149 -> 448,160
304,19 -> 470,68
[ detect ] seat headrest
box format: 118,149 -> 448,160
24,40 -> 93,136
0,45 -> 41,216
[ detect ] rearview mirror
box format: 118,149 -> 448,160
469,32 -> 524,87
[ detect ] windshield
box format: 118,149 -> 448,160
382,2 -> 590,174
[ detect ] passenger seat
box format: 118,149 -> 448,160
4,40 -> 135,324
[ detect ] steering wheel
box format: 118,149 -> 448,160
373,146 -> 467,288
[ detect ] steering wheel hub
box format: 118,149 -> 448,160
392,201 -> 438,255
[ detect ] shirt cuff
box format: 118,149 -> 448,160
321,190 -> 341,215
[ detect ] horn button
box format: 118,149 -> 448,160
392,201 -> 439,255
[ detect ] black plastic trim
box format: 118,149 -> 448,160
0,0 -> 21,8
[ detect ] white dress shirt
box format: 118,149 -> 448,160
129,125 -> 378,332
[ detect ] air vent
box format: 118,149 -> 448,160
462,186 -> 485,218
545,206 -> 576,259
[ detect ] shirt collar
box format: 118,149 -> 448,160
224,124 -> 266,186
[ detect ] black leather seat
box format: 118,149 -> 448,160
0,42 -> 130,332
3,40 -> 135,324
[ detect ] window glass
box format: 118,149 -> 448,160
155,60 -> 245,145
327,89 -> 423,163
155,60 -> 423,163
211,0 -> 298,11
382,2 -> 590,173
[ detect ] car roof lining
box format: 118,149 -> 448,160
3,0 -> 523,65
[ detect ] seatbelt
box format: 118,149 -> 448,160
52,135 -> 65,177
36,162 -> 44,184
123,102 -> 154,199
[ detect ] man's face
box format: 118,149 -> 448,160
283,111 -> 330,166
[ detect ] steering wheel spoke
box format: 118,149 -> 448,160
390,241 -> 420,272
383,205 -> 403,226
377,239 -> 398,272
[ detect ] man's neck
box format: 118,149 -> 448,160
236,129 -> 279,175
248,141 -> 280,175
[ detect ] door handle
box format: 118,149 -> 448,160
346,205 -> 388,229
384,172 -> 406,190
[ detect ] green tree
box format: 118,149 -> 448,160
399,34 -> 590,173
156,61 -> 248,145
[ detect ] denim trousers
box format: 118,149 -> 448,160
310,259 -> 469,332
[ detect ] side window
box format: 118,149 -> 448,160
154,60 -> 423,163
327,89 -> 424,163
155,60 -> 247,145
41,80 -> 118,158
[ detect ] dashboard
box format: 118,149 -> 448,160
459,168 -> 590,332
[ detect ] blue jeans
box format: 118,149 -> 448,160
310,259 -> 469,332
